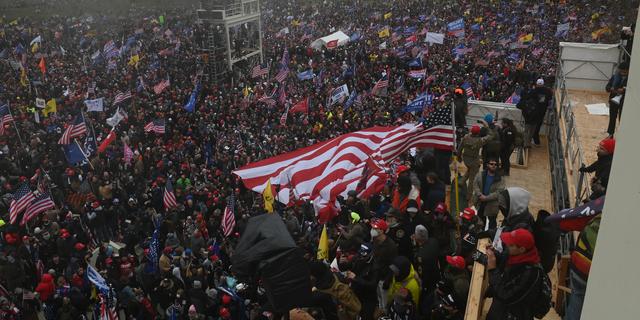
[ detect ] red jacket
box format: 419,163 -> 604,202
35,274 -> 55,302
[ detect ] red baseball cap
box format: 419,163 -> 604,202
500,228 -> 535,250
446,255 -> 466,270
471,125 -> 481,135
460,207 -> 476,221
370,218 -> 389,232
434,203 -> 447,213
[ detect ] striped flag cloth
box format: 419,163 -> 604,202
275,65 -> 289,83
371,74 -> 389,96
113,91 -> 132,105
407,69 -> 426,79
163,179 -> 177,209
251,63 -> 269,78
9,183 -> 35,224
0,104 -> 14,135
461,82 -> 474,99
233,122 -> 453,217
123,143 -> 134,165
99,292 -> 118,320
21,191 -> 55,226
144,119 -> 165,134
58,114 -> 87,144
222,194 -> 236,237
153,79 -> 170,94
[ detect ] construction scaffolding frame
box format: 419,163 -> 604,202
197,0 -> 263,83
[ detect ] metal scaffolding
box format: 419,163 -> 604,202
197,0 -> 263,84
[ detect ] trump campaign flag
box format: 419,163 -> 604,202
425,32 -> 445,44
297,70 -> 315,81
84,98 -> 104,112
328,84 -> 349,106
447,18 -> 465,37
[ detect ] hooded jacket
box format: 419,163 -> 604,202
35,274 -> 55,302
499,187 -> 535,232
387,256 -> 420,306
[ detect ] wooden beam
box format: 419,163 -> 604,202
555,255 -> 572,316
464,238 -> 490,320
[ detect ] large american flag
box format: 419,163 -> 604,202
58,114 -> 87,144
234,122 -> 453,218
9,183 -> 35,224
144,119 -> 165,134
371,74 -> 389,96
21,191 -> 55,226
222,194 -> 236,237
163,179 -> 177,209
251,63 -> 269,78
113,91 -> 132,105
153,79 -> 170,94
0,104 -> 14,135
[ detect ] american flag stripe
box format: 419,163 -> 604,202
163,180 -> 177,209
252,64 -> 269,78
58,115 -> 87,144
153,79 -> 170,94
123,143 -> 133,164
234,123 -> 453,210
275,68 -> 289,83
222,195 -> 236,237
0,104 -> 14,135
9,183 -> 35,224
113,91 -> 132,105
144,120 -> 165,134
21,193 -> 55,226
372,75 -> 389,96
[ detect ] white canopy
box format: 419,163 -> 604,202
310,31 -> 350,50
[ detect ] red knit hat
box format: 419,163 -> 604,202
599,137 -> 615,154
471,125 -> 481,135
446,255 -> 466,270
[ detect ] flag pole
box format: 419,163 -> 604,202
450,101 -> 461,239
8,103 -> 25,148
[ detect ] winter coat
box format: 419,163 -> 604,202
486,263 -> 543,320
387,256 -> 421,306
35,274 -> 56,302
317,274 -> 362,320
472,171 -> 505,217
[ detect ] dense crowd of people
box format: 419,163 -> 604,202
0,0 -> 634,319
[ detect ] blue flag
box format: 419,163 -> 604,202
86,265 -> 110,294
407,57 -> 422,67
184,82 -> 201,113
297,69 -> 315,80
403,93 -> 430,113
63,140 -> 90,166
350,31 -> 361,42
344,91 -> 357,110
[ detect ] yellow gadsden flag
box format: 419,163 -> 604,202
378,28 -> 390,38
317,224 -> 329,260
263,179 -> 275,213
44,99 -> 57,117
128,54 -> 140,67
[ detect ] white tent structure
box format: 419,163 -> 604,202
310,31 -> 350,50
559,42 -> 621,91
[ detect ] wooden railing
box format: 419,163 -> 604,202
464,238 -> 490,320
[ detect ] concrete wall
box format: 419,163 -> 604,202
581,12 -> 640,320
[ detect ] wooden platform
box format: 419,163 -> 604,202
566,89 -> 612,166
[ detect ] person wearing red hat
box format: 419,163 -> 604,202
369,218 -> 398,307
579,137 -> 615,200
485,228 -> 547,320
457,120 -> 493,196
434,255 -> 470,317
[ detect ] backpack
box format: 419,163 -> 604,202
513,128 -> 524,147
529,264 -> 552,319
